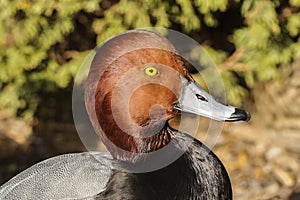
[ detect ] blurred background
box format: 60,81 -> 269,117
0,0 -> 300,199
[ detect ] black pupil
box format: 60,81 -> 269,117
149,69 -> 154,73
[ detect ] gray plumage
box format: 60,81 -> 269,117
0,152 -> 113,199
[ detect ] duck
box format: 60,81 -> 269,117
0,30 -> 250,200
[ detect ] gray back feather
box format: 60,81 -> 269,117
0,152 -> 113,199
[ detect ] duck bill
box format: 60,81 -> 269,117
174,76 -> 251,122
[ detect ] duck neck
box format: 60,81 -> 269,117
98,126 -> 232,200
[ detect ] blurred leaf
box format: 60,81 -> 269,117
287,13 -> 300,36
290,0 -> 300,6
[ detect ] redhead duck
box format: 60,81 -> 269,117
0,30 -> 250,199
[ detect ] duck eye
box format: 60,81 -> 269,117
144,66 -> 158,77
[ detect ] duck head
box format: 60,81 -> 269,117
85,30 -> 250,162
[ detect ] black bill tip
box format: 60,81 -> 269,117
226,108 -> 251,122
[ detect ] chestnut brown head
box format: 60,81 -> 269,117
85,30 -> 250,162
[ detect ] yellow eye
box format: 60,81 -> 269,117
144,66 -> 158,77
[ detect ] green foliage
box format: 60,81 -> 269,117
227,0 -> 298,103
0,0 -> 101,120
0,0 -> 300,119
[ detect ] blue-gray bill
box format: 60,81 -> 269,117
174,76 -> 251,122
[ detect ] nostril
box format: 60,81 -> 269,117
196,94 -> 208,102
